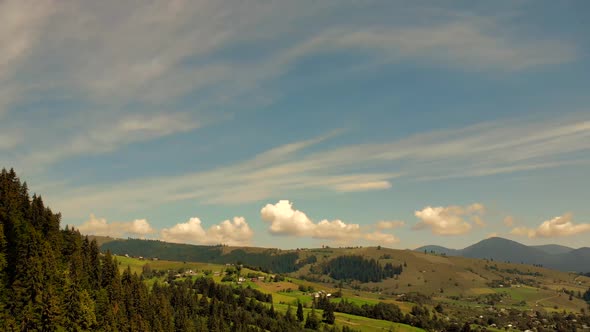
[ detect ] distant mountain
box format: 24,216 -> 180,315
415,237 -> 590,273
532,244 -> 574,255
414,245 -> 460,256
461,237 -> 548,264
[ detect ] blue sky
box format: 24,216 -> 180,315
1,0 -> 589,249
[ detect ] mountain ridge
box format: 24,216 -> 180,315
415,237 -> 590,272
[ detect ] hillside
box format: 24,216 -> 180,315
102,238 -> 305,273
0,168 -> 373,332
100,236 -> 590,330
416,237 -> 590,273
101,237 -> 590,306
532,244 -> 574,255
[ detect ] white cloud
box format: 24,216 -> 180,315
375,220 -> 405,230
472,215 -> 486,227
207,217 -> 255,246
36,112 -> 590,222
0,128 -> 22,150
0,0 -> 54,79
160,218 -> 206,243
315,219 -> 361,241
1,2 -> 580,164
260,200 -> 317,236
43,114 -> 590,219
413,203 -> 485,235
260,200 -> 395,244
364,231 -> 399,245
333,181 -> 392,192
509,226 -> 535,238
75,214 -> 156,238
20,112 -> 200,169
161,216 -> 253,246
503,216 -> 514,227
510,213 -> 590,238
299,19 -> 575,71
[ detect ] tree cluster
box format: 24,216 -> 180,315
318,255 -> 402,282
0,168 -> 359,331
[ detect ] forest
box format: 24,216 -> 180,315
102,239 -> 309,274
317,255 -> 402,282
0,168 -> 357,331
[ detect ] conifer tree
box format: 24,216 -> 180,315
323,303 -> 336,324
285,304 -> 294,323
304,307 -> 320,330
0,224 -> 6,319
297,301 -> 304,322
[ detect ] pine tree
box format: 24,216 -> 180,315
297,301 -> 304,322
323,303 -> 335,324
285,304 -> 294,323
304,308 -> 320,330
0,223 -> 7,322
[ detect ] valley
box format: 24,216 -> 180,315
104,237 -> 590,331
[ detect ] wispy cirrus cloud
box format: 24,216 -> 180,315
1,1 -> 586,224
18,112 -> 200,170
284,19 -> 576,71
0,1 -> 579,169
40,113 -> 590,219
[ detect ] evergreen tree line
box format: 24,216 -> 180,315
103,241 -> 307,274
313,295 -> 457,330
0,169 -> 360,331
316,255 -> 402,282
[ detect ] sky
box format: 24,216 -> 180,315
1,0 -> 589,250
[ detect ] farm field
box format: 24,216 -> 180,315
113,251 -> 590,331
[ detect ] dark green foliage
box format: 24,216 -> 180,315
297,301 -> 304,322
322,303 -> 336,324
1,169 -> 364,332
584,287 -> 590,303
304,308 -> 320,329
319,255 -> 402,282
102,240 -> 308,273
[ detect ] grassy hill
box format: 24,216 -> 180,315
103,238 -> 590,331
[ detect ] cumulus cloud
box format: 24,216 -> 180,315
413,203 -> 485,235
509,226 -> 535,238
510,213 -> 590,238
261,200 -> 317,236
503,216 -> 514,227
314,219 -> 361,240
161,216 -> 253,246
76,214 -> 156,238
364,231 -> 399,244
260,200 -> 359,240
375,220 -> 405,230
260,200 -> 396,244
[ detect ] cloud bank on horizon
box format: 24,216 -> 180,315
2,0 -> 589,248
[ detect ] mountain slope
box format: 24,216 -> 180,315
414,237 -> 590,272
532,244 -> 574,255
414,245 -> 460,256
461,237 -> 547,264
